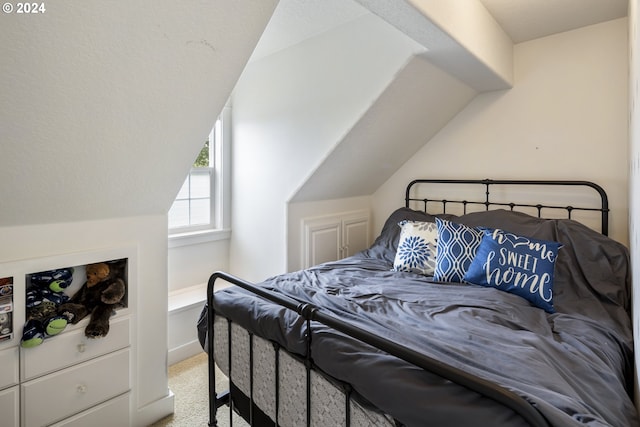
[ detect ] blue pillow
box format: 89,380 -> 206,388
434,218 -> 484,283
463,229 -> 562,313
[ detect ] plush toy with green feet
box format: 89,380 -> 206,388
21,268 -> 74,348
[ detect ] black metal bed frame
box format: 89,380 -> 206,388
405,179 -> 609,235
206,179 -> 610,427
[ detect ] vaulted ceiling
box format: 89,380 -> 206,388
245,0 -> 628,204
253,0 -> 627,55
0,0 -> 628,227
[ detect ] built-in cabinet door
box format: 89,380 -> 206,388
0,386 -> 19,427
303,210 -> 370,269
342,215 -> 369,258
303,217 -> 342,268
0,347 -> 19,389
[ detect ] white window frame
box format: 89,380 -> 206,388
169,105 -> 231,247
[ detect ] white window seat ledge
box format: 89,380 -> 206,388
168,283 -> 208,314
167,279 -> 235,365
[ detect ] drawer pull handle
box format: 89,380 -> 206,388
77,343 -> 86,353
77,384 -> 87,394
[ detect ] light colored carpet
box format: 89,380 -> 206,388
150,352 -> 248,427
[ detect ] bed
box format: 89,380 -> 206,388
197,178 -> 638,427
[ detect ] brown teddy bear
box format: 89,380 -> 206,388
58,259 -> 126,338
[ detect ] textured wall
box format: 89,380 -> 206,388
373,19 -> 629,245
0,0 -> 277,227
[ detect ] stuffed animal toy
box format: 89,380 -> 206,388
0,312 -> 11,337
58,260 -> 126,338
21,268 -> 74,348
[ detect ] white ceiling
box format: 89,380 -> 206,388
251,0 -> 628,60
481,0 -> 628,43
251,0 -> 369,60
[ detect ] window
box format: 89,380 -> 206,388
169,106 -> 230,238
169,121 -> 218,230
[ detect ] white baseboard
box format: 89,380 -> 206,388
134,390 -> 174,427
168,339 -> 203,366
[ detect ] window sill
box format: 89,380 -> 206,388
168,228 -> 231,248
168,283 -> 207,313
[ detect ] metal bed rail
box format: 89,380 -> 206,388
405,179 -> 609,236
206,271 -> 551,427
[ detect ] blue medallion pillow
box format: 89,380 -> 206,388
463,229 -> 562,313
392,220 -> 438,275
434,218 -> 484,283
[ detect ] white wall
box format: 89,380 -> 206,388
168,239 -> 229,292
373,18 -> 629,245
0,216 -> 171,425
627,0 -> 640,410
230,13 -> 423,281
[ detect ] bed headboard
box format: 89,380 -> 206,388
405,179 -> 609,236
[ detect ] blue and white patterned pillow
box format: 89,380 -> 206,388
434,218 -> 484,283
392,220 -> 438,275
463,229 -> 562,313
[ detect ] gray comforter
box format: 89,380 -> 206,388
207,208 -> 638,427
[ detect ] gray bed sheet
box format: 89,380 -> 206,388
207,208 -> 638,427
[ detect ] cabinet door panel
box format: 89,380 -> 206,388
302,210 -> 370,269
0,386 -> 19,427
343,218 -> 369,258
304,219 -> 342,269
0,347 -> 18,388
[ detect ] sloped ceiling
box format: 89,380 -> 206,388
284,0 -> 511,203
355,0 -> 513,91
259,0 -> 627,52
0,0 -> 277,227
273,0 -> 628,204
251,0 -> 370,61
481,0 -> 627,43
290,56 -> 477,202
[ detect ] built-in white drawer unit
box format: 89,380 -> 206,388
0,386 -> 19,427
0,346 -> 19,389
21,316 -> 130,380
21,348 -> 130,427
50,392 -> 130,427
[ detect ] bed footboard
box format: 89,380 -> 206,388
206,271 -> 550,427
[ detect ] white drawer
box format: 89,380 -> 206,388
0,346 -> 18,389
0,386 -> 19,427
22,348 -> 130,427
21,316 -> 130,380
50,392 -> 130,427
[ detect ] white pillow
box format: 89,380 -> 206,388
392,220 -> 438,276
